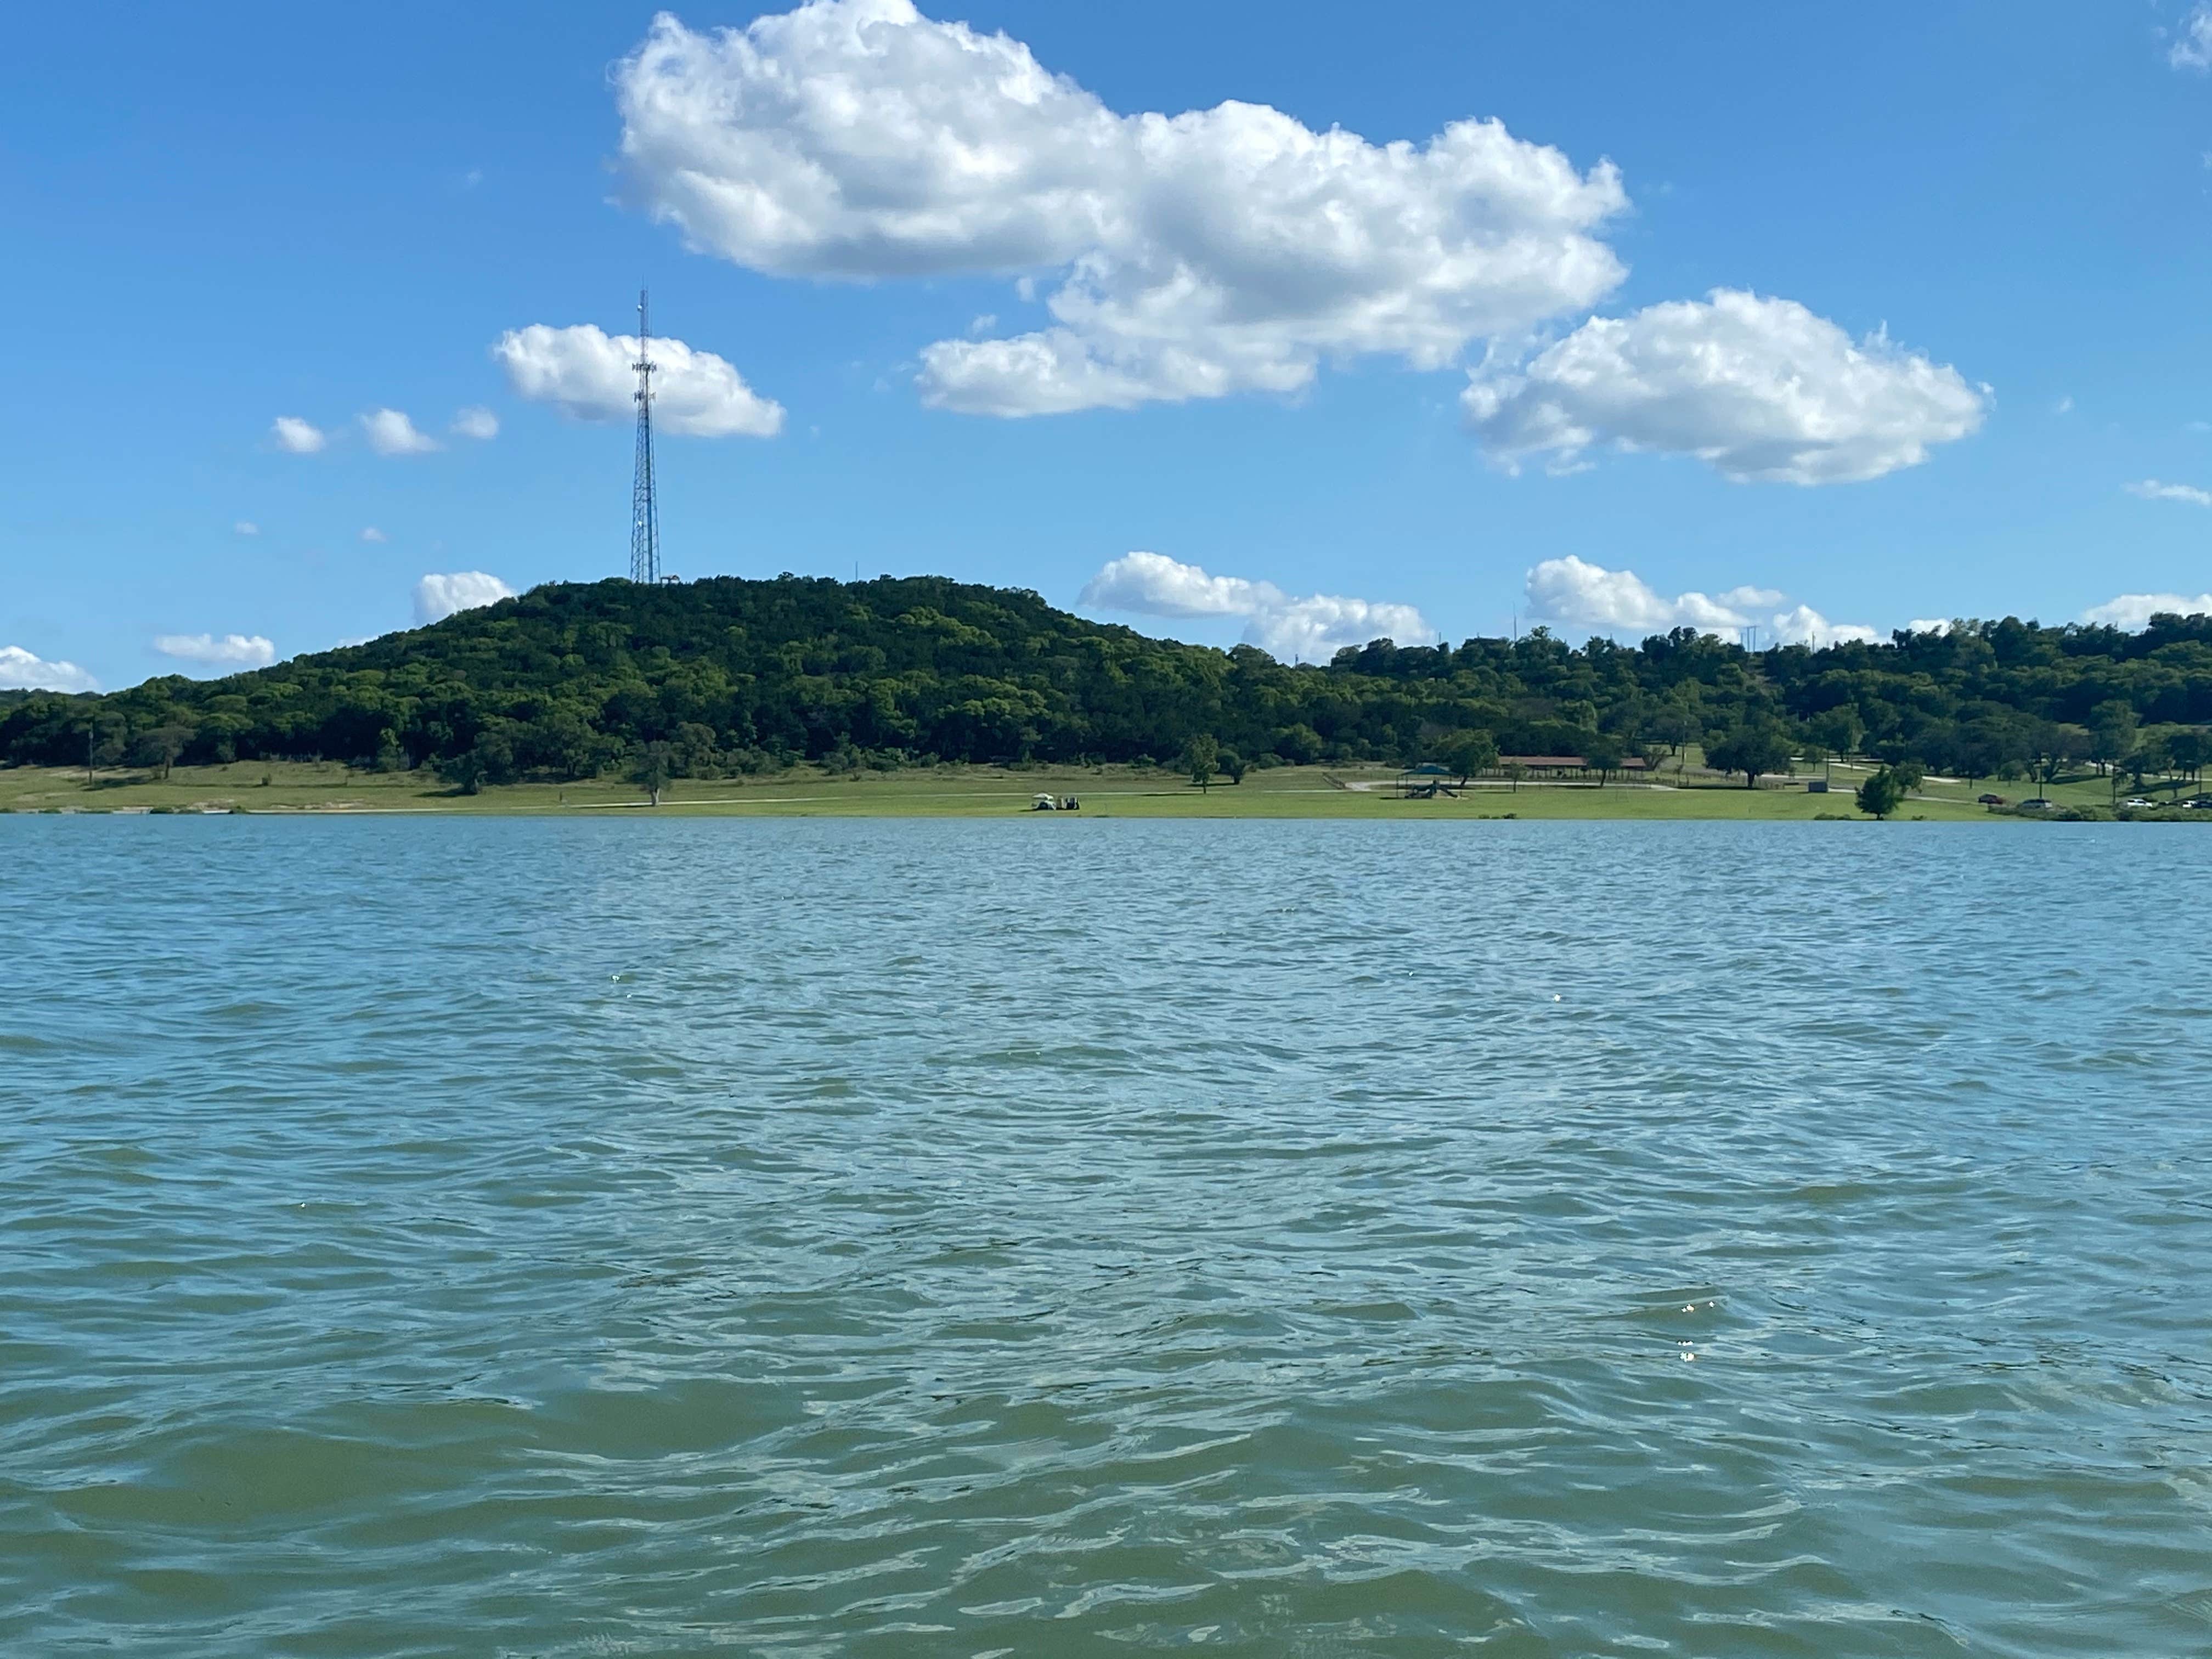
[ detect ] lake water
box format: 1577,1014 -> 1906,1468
4,819 -> 2210,1656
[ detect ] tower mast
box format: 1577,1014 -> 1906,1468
629,290 -> 661,584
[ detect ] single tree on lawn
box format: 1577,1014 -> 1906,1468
2089,702 -> 2138,778
2114,747 -> 2150,805
1705,724 -> 1794,789
1582,731 -> 1626,786
85,714 -> 128,781
1856,768 -> 1905,820
2131,731 -> 2173,798
2168,727 -> 2211,794
2018,720 -> 2078,801
436,750 -> 488,796
439,732 -> 515,795
1443,730 -> 1498,787
1810,706 -> 1864,761
1217,747 -> 1246,784
631,741 -> 674,806
1655,694 -> 1701,755
1179,733 -> 1220,791
128,725 -> 193,782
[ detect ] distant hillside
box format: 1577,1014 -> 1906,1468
3,575 -> 2209,784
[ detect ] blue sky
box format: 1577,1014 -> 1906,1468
4,0 -> 2211,691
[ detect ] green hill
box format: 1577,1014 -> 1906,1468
3,575 -> 2209,788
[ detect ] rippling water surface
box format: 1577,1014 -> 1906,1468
4,818 -> 2210,1656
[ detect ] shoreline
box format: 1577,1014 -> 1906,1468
1,760 -> 2179,822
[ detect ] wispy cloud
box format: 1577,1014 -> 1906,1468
2172,4 -> 2212,71
271,415 -> 326,454
234,520 -> 260,536
360,408 -> 441,456
450,405 -> 499,441
154,633 -> 277,668
360,527 -> 387,544
2124,478 -> 2212,507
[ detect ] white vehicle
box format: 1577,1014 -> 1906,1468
2122,798 -> 2153,809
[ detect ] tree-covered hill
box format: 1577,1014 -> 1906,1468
4,574 -> 2209,787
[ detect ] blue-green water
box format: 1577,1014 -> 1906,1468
4,819 -> 2210,1656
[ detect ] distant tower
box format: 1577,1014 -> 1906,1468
629,289 -> 661,584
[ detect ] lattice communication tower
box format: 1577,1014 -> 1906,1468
629,289 -> 661,584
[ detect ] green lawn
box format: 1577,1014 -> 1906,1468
2,757 -> 2172,821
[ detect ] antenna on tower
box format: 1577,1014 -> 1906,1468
629,289 -> 660,584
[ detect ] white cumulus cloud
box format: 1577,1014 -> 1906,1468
154,633 -> 278,668
2124,478 -> 2212,507
1465,290 -> 1987,484
414,571 -> 516,625
493,323 -> 784,437
1081,552 -> 1279,619
613,1 -> 1628,415
0,645 -> 98,693
361,408 -> 441,456
2174,4 -> 2212,71
1250,594 -> 1442,664
271,415 -> 326,454
234,520 -> 259,536
2082,591 -> 2212,630
1524,555 -> 1876,644
1767,604 -> 1881,647
1526,555 -> 1762,633
1080,551 -> 1435,662
1906,618 -> 1955,636
451,405 -> 500,441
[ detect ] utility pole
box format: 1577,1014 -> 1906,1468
629,290 -> 660,584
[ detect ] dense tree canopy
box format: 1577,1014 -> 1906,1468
4,577 -> 2209,783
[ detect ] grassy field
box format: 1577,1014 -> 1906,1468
1,755 -> 2177,821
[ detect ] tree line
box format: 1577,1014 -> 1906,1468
3,575 -> 2209,789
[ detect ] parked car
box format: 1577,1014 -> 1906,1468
2016,798 -> 2050,810
1977,793 -> 2005,806
2122,798 -> 2153,809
